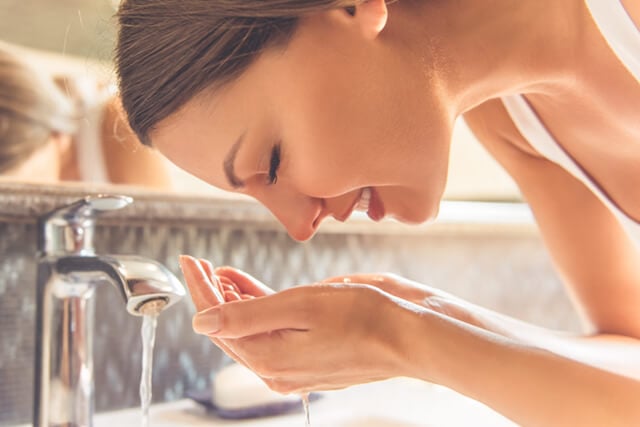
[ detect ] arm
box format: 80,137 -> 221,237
407,308 -> 640,427
321,271 -> 640,380
459,100 -> 640,378
183,264 -> 640,427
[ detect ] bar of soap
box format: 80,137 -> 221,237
212,363 -> 303,418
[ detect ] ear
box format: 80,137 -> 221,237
351,0 -> 388,39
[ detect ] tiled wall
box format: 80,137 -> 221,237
0,196 -> 581,425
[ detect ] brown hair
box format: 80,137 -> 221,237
0,44 -> 78,174
115,0 -> 359,146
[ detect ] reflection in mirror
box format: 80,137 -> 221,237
0,0 -> 226,196
0,0 -> 520,202
0,42 -> 173,190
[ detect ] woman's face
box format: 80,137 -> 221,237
153,9 -> 453,241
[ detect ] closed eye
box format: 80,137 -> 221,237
267,144 -> 281,185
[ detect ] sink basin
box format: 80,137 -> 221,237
92,378 -> 517,427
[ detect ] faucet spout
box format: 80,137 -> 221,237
54,255 -> 185,316
33,196 -> 185,427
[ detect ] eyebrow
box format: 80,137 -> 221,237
224,134 -> 245,189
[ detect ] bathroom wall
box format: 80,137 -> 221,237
0,183 -> 581,425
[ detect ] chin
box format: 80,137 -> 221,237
391,202 -> 440,225
410,195 -> 442,224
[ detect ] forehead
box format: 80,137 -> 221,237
152,42 -> 286,139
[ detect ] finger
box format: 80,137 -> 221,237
222,283 -> 240,293
179,255 -> 224,311
198,258 -> 226,298
200,267 -> 242,303
321,273 -> 375,284
192,287 -> 312,338
219,276 -> 241,294
214,266 -> 275,297
224,290 -> 242,301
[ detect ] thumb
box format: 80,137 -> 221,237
193,287 -> 313,338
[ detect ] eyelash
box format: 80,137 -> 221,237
267,144 -> 281,185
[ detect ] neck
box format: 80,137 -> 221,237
395,0 -> 587,116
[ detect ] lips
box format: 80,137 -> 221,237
366,187 -> 385,221
335,187 -> 385,222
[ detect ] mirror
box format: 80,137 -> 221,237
0,0 -> 521,202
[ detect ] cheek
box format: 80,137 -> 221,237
282,88 -> 398,191
278,93 -> 360,193
276,59 -> 452,198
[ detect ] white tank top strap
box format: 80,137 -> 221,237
584,0 -> 640,83
502,94 -> 640,248
501,94 -> 626,217
501,0 -> 640,248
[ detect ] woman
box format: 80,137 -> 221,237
0,43 -> 172,187
115,0 -> 640,425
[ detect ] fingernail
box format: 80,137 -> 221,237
193,308 -> 220,334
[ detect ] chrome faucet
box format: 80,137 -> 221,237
33,195 -> 185,427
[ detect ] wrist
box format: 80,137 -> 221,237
399,308 -> 444,383
390,303 -> 489,386
380,295 -> 444,382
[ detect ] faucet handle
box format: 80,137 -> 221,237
39,195 -> 133,256
48,195 -> 133,221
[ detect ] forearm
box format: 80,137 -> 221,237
447,299 -> 640,380
403,310 -> 640,427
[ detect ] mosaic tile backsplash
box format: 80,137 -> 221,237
0,187 -> 581,425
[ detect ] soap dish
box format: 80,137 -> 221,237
186,388 -> 322,419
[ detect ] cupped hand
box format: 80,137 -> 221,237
179,255 -> 273,366
179,258 -> 423,394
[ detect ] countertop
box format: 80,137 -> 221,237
91,378 -> 518,427
0,181 -> 535,236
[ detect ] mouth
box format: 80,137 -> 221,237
354,187 -> 371,213
365,187 -> 385,221
335,187 -> 385,222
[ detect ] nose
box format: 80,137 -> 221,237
252,185 -> 323,242
271,198 -> 322,242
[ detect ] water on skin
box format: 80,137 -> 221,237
140,313 -> 159,427
301,393 -> 311,427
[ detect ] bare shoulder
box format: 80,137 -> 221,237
462,99 -> 543,163
462,99 -> 554,198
